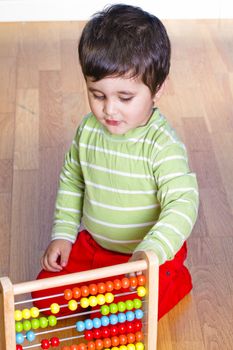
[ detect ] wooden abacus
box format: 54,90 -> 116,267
0,251 -> 158,350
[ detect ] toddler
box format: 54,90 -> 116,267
34,4 -> 199,319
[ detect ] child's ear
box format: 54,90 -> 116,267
153,80 -> 167,104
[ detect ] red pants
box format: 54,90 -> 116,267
32,231 -> 192,319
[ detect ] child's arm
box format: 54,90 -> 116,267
41,239 -> 72,272
134,142 -> 199,265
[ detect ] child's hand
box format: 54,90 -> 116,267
41,239 -> 72,272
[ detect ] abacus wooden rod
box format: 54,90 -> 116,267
13,259 -> 148,295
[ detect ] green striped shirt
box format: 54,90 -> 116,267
52,108 -> 199,265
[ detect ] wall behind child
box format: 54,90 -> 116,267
0,0 -> 232,22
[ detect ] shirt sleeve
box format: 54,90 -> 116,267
51,128 -> 85,243
134,142 -> 199,265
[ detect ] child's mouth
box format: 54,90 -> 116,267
105,119 -> 121,126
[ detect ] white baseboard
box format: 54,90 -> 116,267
0,0 -> 232,22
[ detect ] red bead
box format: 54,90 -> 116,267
50,337 -> 60,346
121,277 -> 130,289
87,341 -> 95,350
137,275 -> 146,286
129,276 -> 138,288
95,339 -> 104,350
97,282 -> 106,294
89,283 -> 98,295
111,336 -> 120,346
119,334 -> 128,345
103,338 -> 111,348
105,281 -> 114,292
126,321 -> 134,333
41,339 -> 50,349
64,288 -> 73,300
93,328 -> 102,339
16,346 -> 23,350
134,320 -> 142,331
102,327 -> 111,338
110,325 -> 118,336
85,330 -> 94,341
118,323 -> 127,334
113,279 -> 122,290
72,287 -> 81,299
81,285 -> 89,297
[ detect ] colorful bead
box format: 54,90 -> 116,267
105,281 -> 114,292
16,345 -> 23,350
137,286 -> 146,297
135,342 -> 144,350
31,318 -> 40,329
50,303 -> 60,314
95,339 -> 104,350
23,320 -> 31,331
64,288 -> 73,300
84,319 -> 93,330
126,311 -> 135,322
48,315 -> 57,327
96,294 -> 105,305
15,321 -> 23,332
50,337 -> 60,346
100,305 -> 109,315
117,312 -> 126,323
89,296 -> 98,307
121,277 -> 130,289
89,283 -> 98,295
41,339 -> 50,349
109,303 -> 118,314
80,297 -> 90,308
101,315 -> 110,327
97,282 -> 106,294
93,317 -> 101,329
22,308 -> 31,320
119,346 -> 128,350
87,341 -> 95,350
15,333 -> 24,344
135,309 -> 144,319
125,300 -> 134,310
119,334 -> 127,345
105,292 -> 114,304
14,310 -> 22,321
76,320 -> 85,332
113,279 -> 122,290
102,327 -> 111,338
135,331 -> 144,342
72,287 -> 81,299
68,299 -> 78,311
137,275 -> 146,286
93,328 -> 102,339
81,285 -> 89,297
127,344 -> 135,350
110,325 -> 118,336
70,345 -> 79,350
109,314 -> 118,325
30,307 -> 39,318
40,317 -> 49,328
26,330 -> 35,342
85,330 -> 93,340
127,333 -> 135,343
133,299 -> 142,309
111,336 -> 120,346
117,301 -> 126,312
129,277 -> 138,288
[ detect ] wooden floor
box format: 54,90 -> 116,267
0,19 -> 233,349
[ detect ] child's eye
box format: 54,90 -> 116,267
93,94 -> 105,100
119,96 -> 133,102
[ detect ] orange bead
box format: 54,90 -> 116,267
127,333 -> 136,343
103,338 -> 111,348
135,331 -> 144,342
129,276 -> 138,288
70,345 -> 79,350
113,279 -> 122,290
89,283 -> 98,295
62,347 -> 70,350
81,286 -> 89,297
78,343 -> 87,350
119,335 -> 127,345
111,336 -> 120,347
121,277 -> 130,289
97,282 -> 106,294
137,275 -> 146,286
95,339 -> 103,350
87,341 -> 95,350
105,281 -> 114,292
72,287 -> 81,299
64,288 -> 73,300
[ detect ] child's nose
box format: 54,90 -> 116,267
103,99 -> 116,116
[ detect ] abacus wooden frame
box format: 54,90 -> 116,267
0,250 -> 159,350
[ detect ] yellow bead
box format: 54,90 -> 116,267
14,310 -> 23,321
119,347 -> 128,350
137,286 -> 146,297
30,307 -> 39,318
50,303 -> 60,314
127,344 -> 135,350
68,299 -> 78,311
135,342 -> 144,350
112,347 -> 119,350
22,308 -> 31,319
105,292 -> 114,304
89,296 -> 98,307
80,297 -> 89,308
96,294 -> 106,305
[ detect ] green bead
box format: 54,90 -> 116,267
100,305 -> 109,315
39,317 -> 48,328
31,319 -> 40,329
109,303 -> 118,314
23,320 -> 31,331
117,301 -> 126,312
15,321 -> 23,332
125,300 -> 134,310
133,298 -> 142,309
48,315 -> 57,327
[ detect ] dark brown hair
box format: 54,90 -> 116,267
78,4 -> 171,94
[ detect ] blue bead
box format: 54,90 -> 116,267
84,319 -> 93,330
76,320 -> 85,332
16,333 -> 24,344
26,330 -> 35,342
92,317 -> 101,328
126,311 -> 135,322
135,309 -> 144,319
109,314 -> 118,325
117,312 -> 126,323
101,315 -> 109,327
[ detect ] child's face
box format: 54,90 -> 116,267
86,75 -> 156,135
